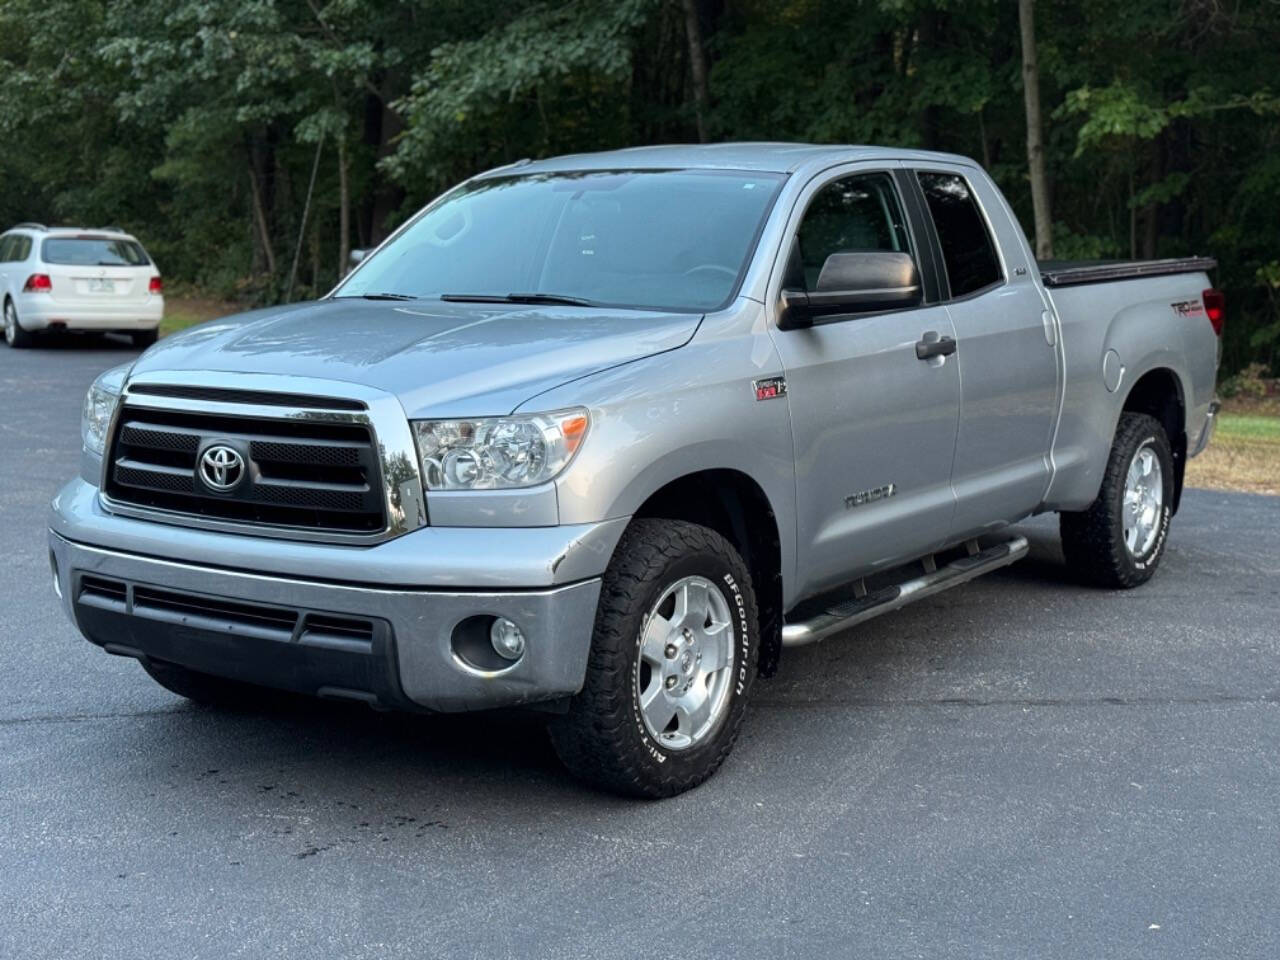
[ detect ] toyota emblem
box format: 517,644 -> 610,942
200,445 -> 245,491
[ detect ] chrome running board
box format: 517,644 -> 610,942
781,535 -> 1029,647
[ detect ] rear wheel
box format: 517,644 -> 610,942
1060,412 -> 1175,588
3,299 -> 34,348
141,659 -> 271,708
549,519 -> 759,798
130,327 -> 159,348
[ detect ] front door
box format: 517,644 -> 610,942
769,169 -> 961,601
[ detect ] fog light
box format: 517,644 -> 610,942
489,618 -> 526,661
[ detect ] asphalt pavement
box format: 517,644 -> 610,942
2,336 -> 1278,959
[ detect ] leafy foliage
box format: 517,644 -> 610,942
0,0 -> 1277,373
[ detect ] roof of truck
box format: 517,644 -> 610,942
481,142 -> 980,177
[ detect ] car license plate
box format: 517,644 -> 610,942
87,278 -> 115,293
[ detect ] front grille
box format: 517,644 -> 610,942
104,404 -> 386,534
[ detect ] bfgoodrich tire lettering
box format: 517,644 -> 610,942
549,519 -> 759,798
1059,412 -> 1175,588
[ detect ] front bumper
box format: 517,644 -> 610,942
50,479 -> 625,712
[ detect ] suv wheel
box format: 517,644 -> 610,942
1060,412 -> 1175,588
549,519 -> 759,798
4,299 -> 33,348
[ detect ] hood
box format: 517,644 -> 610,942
130,298 -> 703,418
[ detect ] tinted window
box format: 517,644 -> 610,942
792,172 -> 911,289
335,169 -> 785,312
13,236 -> 31,261
917,172 -> 1001,297
0,236 -> 13,262
41,237 -> 150,267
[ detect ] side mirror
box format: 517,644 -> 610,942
349,248 -> 368,267
777,251 -> 922,330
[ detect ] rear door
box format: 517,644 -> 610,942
42,235 -> 154,308
909,167 -> 1061,537
768,166 -> 961,600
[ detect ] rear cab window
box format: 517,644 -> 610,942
916,172 -> 1002,298
42,237 -> 150,267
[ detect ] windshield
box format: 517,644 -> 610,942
42,237 -> 150,267
335,169 -> 785,312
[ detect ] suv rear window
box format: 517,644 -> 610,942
916,172 -> 1001,298
41,237 -> 150,267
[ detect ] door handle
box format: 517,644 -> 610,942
915,332 -> 957,360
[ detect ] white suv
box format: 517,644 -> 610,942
1,223 -> 164,349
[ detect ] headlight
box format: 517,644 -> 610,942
81,365 -> 128,456
412,409 -> 589,490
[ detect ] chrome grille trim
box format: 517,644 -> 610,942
98,371 -> 428,544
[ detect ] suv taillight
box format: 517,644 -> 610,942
23,273 -> 52,293
148,276 -> 163,294
1203,289 -> 1225,336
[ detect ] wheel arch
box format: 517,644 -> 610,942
1120,365 -> 1188,513
629,469 -> 785,677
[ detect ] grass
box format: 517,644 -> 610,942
1186,410 -> 1280,495
159,296 -> 240,337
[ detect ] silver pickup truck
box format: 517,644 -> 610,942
49,144 -> 1222,797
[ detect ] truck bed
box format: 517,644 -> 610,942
1039,256 -> 1217,288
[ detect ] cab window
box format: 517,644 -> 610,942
789,172 -> 912,290
916,172 -> 1002,298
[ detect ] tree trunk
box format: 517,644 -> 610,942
310,220 -> 321,293
917,16 -> 942,150
680,0 -> 711,142
336,134 -> 350,279
247,151 -> 277,277
1140,133 -> 1163,259
1018,0 -> 1053,259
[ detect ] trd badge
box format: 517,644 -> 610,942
752,376 -> 787,401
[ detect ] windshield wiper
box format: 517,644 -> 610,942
440,292 -> 597,307
335,292 -> 419,301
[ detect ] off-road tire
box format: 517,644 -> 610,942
141,659 -> 270,708
1060,412 -> 1174,589
130,327 -> 159,348
4,299 -> 33,348
549,519 -> 759,798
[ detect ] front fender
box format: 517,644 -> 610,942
522,300 -> 800,603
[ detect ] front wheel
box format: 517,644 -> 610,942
549,519 -> 759,798
1060,412 -> 1175,588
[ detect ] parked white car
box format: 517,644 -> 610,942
1,223 -> 163,348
